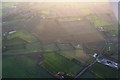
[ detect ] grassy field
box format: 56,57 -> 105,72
43,43 -> 58,52
41,10 -> 58,18
105,30 -> 118,37
59,48 -> 94,65
57,43 -> 74,51
104,25 -> 118,31
3,38 -> 26,46
40,52 -> 83,77
58,17 -> 81,22
3,42 -> 43,55
2,2 -> 21,8
80,8 -> 93,15
6,29 -> 38,43
79,70 -> 99,78
89,63 -> 118,78
3,56 -> 52,78
87,16 -> 110,27
26,42 -> 43,52
6,44 -> 25,50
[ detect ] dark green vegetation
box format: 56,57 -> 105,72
3,56 -> 52,78
40,53 -> 84,77
89,63 -> 118,78
79,71 -> 99,78
3,38 -> 26,46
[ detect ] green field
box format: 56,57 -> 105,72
57,43 -> 74,51
79,70 -> 99,78
105,30 -> 118,37
87,16 -> 110,27
104,25 -> 118,31
60,49 -> 94,65
3,38 -> 26,46
6,29 -> 38,43
6,44 -> 25,50
26,42 -> 43,52
58,17 -> 81,22
40,52 -> 83,77
104,43 -> 118,56
3,56 -> 52,78
80,8 -> 93,15
3,42 -> 43,55
60,50 -> 76,60
43,43 -> 58,52
89,63 -> 118,78
2,2 -> 21,8
41,10 -> 58,18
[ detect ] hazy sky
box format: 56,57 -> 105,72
1,0 -> 119,2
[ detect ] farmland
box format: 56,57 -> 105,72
86,15 -> 110,27
6,29 -> 38,43
40,52 -> 84,77
2,2 -> 118,79
59,45 -> 95,66
3,56 -> 52,78
79,70 -> 99,78
89,63 -> 118,78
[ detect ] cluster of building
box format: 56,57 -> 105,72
97,56 -> 119,69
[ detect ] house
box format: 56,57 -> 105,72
8,31 -> 16,34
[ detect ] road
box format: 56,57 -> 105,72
74,60 -> 97,78
74,39 -> 107,79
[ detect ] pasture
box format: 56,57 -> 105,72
3,38 -> 26,46
3,42 -> 43,55
79,70 -> 99,78
80,8 -> 93,15
40,52 -> 84,77
87,15 -> 110,27
6,29 -> 38,43
43,43 -> 58,52
89,63 -> 118,78
59,47 -> 95,66
57,43 -> 74,51
3,56 -> 52,78
58,17 -> 81,22
2,2 -> 21,8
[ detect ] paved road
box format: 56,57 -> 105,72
74,39 -> 107,79
74,60 -> 97,78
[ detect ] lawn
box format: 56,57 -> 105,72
89,63 -> 118,78
87,16 -> 110,27
3,56 -> 52,78
6,29 -> 38,43
40,52 -> 83,77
